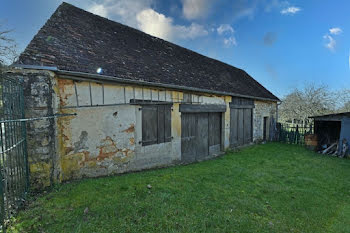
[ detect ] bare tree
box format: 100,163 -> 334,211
336,89 -> 350,112
279,83 -> 335,125
0,24 -> 18,66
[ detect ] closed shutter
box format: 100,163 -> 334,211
142,105 -> 172,146
164,106 -> 172,142
157,105 -> 165,143
142,105 -> 158,146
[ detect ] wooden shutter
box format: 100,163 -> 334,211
157,105 -> 165,143
164,106 -> 172,142
142,105 -> 172,146
142,106 -> 158,146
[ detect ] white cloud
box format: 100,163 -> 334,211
88,3 -> 108,17
216,24 -> 236,47
234,6 -> 256,21
280,6 -> 301,15
217,24 -> 234,35
136,8 -> 208,41
82,0 -> 208,42
323,27 -> 343,52
181,0 -> 211,20
136,9 -> 174,40
86,0 -> 154,28
175,23 -> 209,39
323,34 -> 336,52
223,37 -> 237,47
329,27 -> 342,35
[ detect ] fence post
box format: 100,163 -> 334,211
19,80 -> 29,192
0,171 -> 4,233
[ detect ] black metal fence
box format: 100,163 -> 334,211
277,123 -> 314,145
0,74 -> 29,232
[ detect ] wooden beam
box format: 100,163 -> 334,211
179,104 -> 227,113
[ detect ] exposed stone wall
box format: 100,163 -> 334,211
6,69 -> 58,190
253,100 -> 277,142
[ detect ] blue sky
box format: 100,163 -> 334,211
1,0 -> 349,98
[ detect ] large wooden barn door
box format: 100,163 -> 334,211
181,113 -> 197,163
180,104 -> 225,163
195,113 -> 209,160
230,98 -> 254,147
209,113 -> 222,155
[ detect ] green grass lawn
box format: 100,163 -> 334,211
10,143 -> 350,233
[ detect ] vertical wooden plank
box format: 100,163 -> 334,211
238,109 -> 244,145
142,106 -> 158,146
209,113 -> 215,146
183,93 -> 192,103
215,113 -> 221,146
243,109 -> 251,144
157,105 -> 165,143
209,113 -> 221,146
209,113 -> 221,154
251,109 -> 253,143
230,109 -> 238,147
249,109 -> 253,143
181,113 -> 189,162
164,106 -> 172,142
181,113 -> 196,163
196,113 -> 209,160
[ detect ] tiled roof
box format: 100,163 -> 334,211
18,2 -> 279,101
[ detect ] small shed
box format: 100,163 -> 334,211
310,112 -> 350,156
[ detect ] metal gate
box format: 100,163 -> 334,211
0,74 -> 29,231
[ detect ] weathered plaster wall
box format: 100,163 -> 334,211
253,100 -> 277,142
54,78 -> 231,181
57,105 -> 137,180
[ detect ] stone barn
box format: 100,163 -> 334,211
8,3 -> 279,189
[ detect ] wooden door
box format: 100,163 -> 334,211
196,113 -> 209,160
209,112 -> 221,155
230,108 -> 253,147
181,113 -> 197,163
263,117 -> 268,141
181,112 -> 221,162
243,109 -> 252,144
